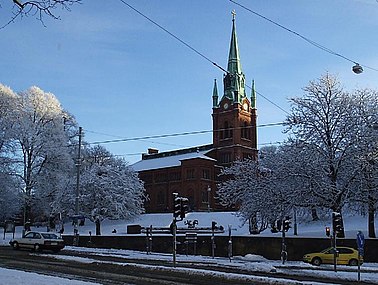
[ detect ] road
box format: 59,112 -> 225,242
0,246 -> 375,285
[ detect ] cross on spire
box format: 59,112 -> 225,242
232,10 -> 236,21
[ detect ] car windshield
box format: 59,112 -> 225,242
41,233 -> 58,239
320,248 -> 334,254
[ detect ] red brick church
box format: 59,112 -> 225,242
132,14 -> 258,212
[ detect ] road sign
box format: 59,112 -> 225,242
356,231 -> 365,250
356,231 -> 365,282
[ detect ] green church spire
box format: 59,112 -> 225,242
251,80 -> 256,109
212,79 -> 218,107
227,10 -> 242,75
222,10 -> 246,104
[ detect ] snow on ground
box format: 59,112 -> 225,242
14,211 -> 372,238
1,212 -> 377,285
38,247 -> 378,285
1,211 -> 374,239
0,267 -> 101,285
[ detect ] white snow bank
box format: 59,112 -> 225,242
0,267 -> 100,285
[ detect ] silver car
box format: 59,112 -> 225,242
10,231 -> 65,253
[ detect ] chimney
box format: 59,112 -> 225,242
148,148 -> 159,155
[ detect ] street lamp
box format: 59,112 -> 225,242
352,63 -> 363,74
207,185 -> 211,212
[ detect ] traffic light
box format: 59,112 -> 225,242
173,195 -> 181,219
283,219 -> 291,232
332,212 -> 343,235
212,221 -> 217,231
276,220 -> 282,232
180,198 -> 189,219
325,226 -> 331,237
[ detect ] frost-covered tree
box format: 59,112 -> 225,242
0,172 -> 22,222
0,84 -> 17,161
285,73 -> 362,237
79,145 -> 146,235
13,86 -> 75,224
348,88 -> 378,238
217,146 -> 295,234
0,84 -> 22,221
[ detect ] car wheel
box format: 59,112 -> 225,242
33,244 -> 41,252
311,257 -> 322,266
349,259 -> 358,266
12,242 -> 19,250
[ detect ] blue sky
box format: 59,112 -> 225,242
1,0 -> 378,164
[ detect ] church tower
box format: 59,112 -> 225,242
212,12 -> 258,166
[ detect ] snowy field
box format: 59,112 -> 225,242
73,211 -> 376,238
2,211 -> 375,239
1,212 -> 377,285
6,211 -> 373,238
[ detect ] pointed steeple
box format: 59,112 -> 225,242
222,10 -> 246,104
227,10 -> 242,75
212,79 -> 218,107
251,80 -> 256,109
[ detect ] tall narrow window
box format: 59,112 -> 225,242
186,169 -> 195,179
224,121 -> 229,138
242,121 -> 250,139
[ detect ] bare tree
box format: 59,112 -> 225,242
2,0 -> 81,28
217,147 -> 295,234
14,86 -> 74,224
349,88 -> 378,238
78,145 -> 146,235
285,73 -> 361,237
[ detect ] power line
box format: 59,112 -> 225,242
117,0 -> 227,74
111,140 -> 285,158
87,122 -> 285,146
117,0 -> 290,115
244,82 -> 290,115
229,0 -> 378,72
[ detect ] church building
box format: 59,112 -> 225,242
132,14 -> 258,212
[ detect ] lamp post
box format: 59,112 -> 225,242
352,63 -> 363,74
73,126 -> 82,243
207,185 -> 211,212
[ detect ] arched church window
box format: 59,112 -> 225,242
223,73 -> 231,88
224,121 -> 229,138
224,121 -> 233,139
242,121 -> 250,139
157,191 -> 165,206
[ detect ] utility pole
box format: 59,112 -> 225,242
75,126 -> 82,215
172,193 -> 179,267
207,185 -> 211,212
74,127 -> 82,242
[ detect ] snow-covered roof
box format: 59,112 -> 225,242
131,148 -> 215,172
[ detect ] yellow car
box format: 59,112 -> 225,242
303,247 -> 363,266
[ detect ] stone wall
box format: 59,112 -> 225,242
63,234 -> 378,262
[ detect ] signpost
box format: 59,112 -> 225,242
356,231 -> 365,282
3,221 -> 15,240
172,193 -> 189,267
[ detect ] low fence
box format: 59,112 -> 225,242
62,234 -> 378,262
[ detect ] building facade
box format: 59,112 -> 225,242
132,15 -> 258,213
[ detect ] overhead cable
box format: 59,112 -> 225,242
118,0 -> 227,74
117,0 -> 290,115
88,122 -> 285,146
229,0 -> 378,72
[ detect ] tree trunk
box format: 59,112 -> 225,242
311,207 -> 319,221
249,214 -> 259,234
368,194 -> 376,238
95,219 -> 101,236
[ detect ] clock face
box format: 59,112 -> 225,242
243,103 -> 248,111
223,103 -> 229,110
